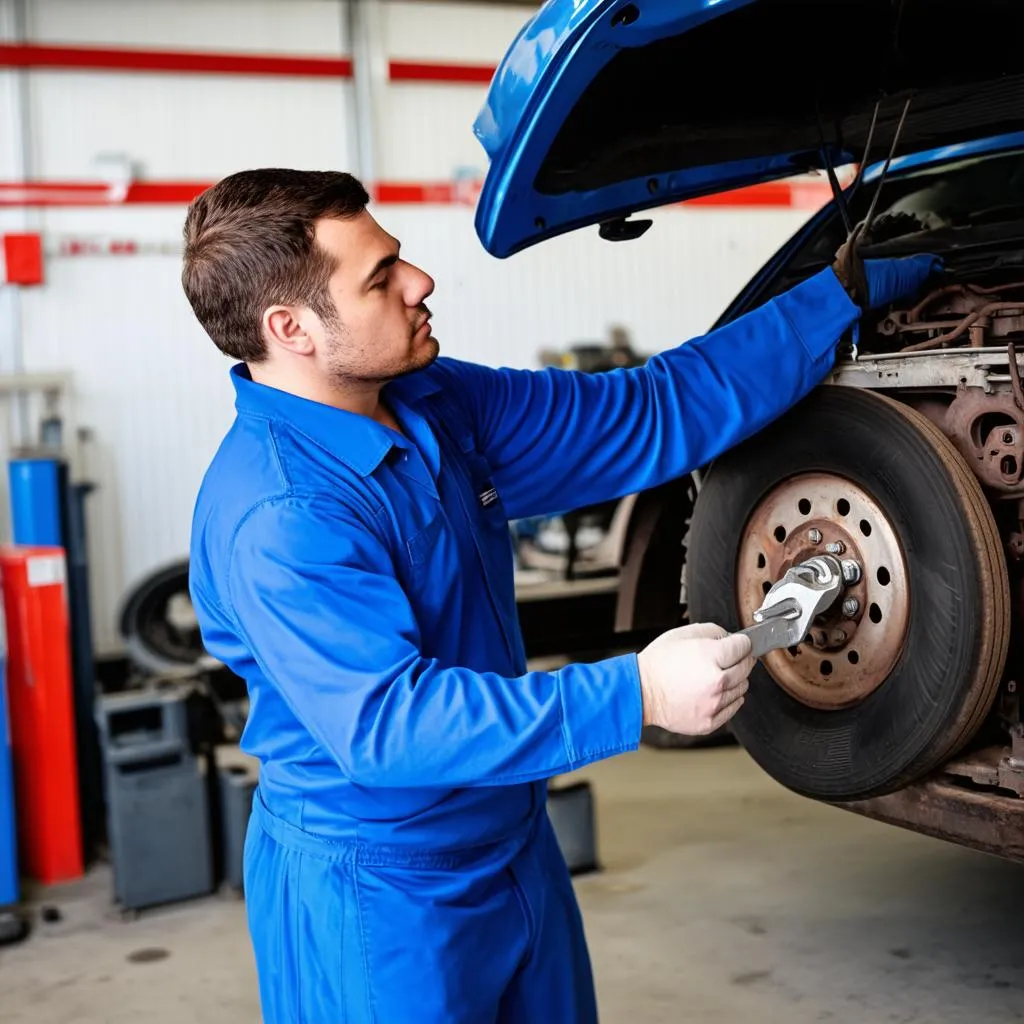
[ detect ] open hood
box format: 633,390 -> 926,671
473,0 -> 1024,258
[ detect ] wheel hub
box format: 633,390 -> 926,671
736,472 -> 910,709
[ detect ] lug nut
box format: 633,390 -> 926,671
808,529 -> 823,544
841,560 -> 862,584
842,597 -> 861,617
825,541 -> 846,555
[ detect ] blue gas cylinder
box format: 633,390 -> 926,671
8,457 -> 63,546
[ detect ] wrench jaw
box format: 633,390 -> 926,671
740,555 -> 847,659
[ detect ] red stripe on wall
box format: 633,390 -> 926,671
0,43 -> 501,83
0,42 -> 508,83
388,60 -> 496,84
686,182 -> 798,207
0,181 -> 212,206
0,179 -> 833,208
0,42 -> 353,78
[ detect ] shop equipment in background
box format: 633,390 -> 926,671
0,546 -> 83,885
95,682 -> 214,912
215,745 -> 259,893
8,452 -> 101,867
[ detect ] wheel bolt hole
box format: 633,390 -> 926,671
757,553 -> 766,569
876,566 -> 891,586
859,519 -> 872,537
762,580 -> 772,595
869,603 -> 882,624
821,660 -> 833,676
787,646 -> 800,657
836,499 -> 850,516
848,650 -> 860,665
774,525 -> 787,542
798,499 -> 812,515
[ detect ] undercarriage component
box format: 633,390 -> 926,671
838,759 -> 1024,865
686,387 -> 1010,801
825,329 -> 1024,497
872,281 -> 1024,353
942,389 -> 1024,494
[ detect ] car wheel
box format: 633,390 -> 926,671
686,386 -> 1011,801
119,560 -> 202,673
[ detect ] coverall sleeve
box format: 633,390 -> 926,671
439,266 -> 860,520
226,495 -> 642,788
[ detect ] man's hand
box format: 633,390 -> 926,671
832,238 -> 943,311
637,622 -> 755,736
863,253 -> 943,309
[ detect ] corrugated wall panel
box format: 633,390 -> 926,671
29,71 -> 355,180
382,1 -> 533,61
378,2 -> 527,180
28,0 -> 350,53
381,83 -> 490,179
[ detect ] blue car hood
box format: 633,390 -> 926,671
473,0 -> 1024,258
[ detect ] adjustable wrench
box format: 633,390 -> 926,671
738,555 -> 846,658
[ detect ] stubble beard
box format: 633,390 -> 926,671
324,312 -> 439,388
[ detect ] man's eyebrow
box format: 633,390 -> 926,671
363,248 -> 400,287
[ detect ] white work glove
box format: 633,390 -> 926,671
637,623 -> 755,735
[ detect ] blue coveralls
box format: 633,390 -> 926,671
189,267 -> 860,1023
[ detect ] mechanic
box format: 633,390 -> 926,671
181,168 -> 940,1024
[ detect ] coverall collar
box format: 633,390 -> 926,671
231,362 -> 442,479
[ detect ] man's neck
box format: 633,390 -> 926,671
248,363 -> 397,430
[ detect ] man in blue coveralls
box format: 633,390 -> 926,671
183,169 -> 939,1023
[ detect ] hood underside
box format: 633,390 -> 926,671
473,0 -> 1024,257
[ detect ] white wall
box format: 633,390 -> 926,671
1,0 -> 814,655
379,1 -> 535,180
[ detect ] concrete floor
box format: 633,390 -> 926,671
4,744 -> 1024,1023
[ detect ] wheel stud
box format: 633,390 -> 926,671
841,560 -> 862,584
825,541 -> 846,555
808,529 -> 823,544
842,597 -> 861,617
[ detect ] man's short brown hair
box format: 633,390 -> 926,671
182,169 -> 370,362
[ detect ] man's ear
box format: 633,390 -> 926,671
263,305 -> 316,356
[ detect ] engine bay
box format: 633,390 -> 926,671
846,269 -> 1024,502
869,279 -> 1024,354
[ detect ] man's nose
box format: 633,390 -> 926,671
403,263 -> 435,306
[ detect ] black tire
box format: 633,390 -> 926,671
118,560 -> 202,672
687,387 -> 1011,801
